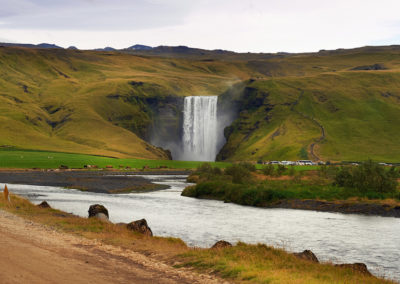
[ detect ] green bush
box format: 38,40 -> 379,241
334,160 -> 398,193
276,165 -> 287,176
225,164 -> 252,184
262,164 -> 274,176
238,162 -> 256,172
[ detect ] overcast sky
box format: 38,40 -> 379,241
0,0 -> 399,53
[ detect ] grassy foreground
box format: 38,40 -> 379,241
0,148 -> 230,169
0,193 -> 393,283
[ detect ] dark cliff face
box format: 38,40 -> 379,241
146,96 -> 184,158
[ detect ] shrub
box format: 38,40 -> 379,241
334,160 -> 398,193
238,162 -> 256,172
288,166 -> 296,176
275,165 -> 287,176
196,163 -> 213,174
225,164 -> 252,184
262,164 -> 274,176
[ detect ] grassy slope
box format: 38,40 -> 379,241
1,46 -> 400,162
0,194 -> 392,284
220,50 -> 400,162
0,47 -> 251,159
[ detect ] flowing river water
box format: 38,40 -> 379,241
5,175 -> 400,282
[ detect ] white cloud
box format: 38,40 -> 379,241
0,0 -> 399,52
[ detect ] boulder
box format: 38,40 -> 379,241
88,204 -> 109,219
126,219 -> 153,236
37,201 -> 51,208
335,263 -> 372,276
94,212 -> 111,223
211,240 -> 233,249
293,250 -> 319,263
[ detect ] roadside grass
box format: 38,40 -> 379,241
0,148 -> 231,169
0,193 -> 393,284
179,243 -> 392,284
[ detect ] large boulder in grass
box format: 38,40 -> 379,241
293,250 -> 319,263
126,219 -> 153,236
88,204 -> 109,219
335,263 -> 372,276
37,201 -> 51,208
211,240 -> 233,249
94,212 -> 111,223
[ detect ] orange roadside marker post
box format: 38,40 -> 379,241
4,184 -> 9,202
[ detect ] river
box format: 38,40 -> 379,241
5,174 -> 400,282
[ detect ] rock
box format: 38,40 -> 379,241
293,250 -> 319,263
211,240 -> 233,249
37,201 -> 51,208
88,204 -> 109,219
351,63 -> 388,71
94,212 -> 111,223
335,263 -> 372,276
126,219 -> 153,236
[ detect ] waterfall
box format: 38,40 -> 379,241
181,96 -> 218,161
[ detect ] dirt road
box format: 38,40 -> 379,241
0,210 -> 226,284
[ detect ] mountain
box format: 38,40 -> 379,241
0,44 -> 399,161
0,42 -> 63,49
93,46 -> 116,51
126,44 -> 152,50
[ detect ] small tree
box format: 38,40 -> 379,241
225,164 -> 251,184
288,165 -> 296,176
262,164 -> 274,176
334,160 -> 397,193
276,165 -> 287,176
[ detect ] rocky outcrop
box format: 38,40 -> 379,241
351,63 -> 388,71
88,204 -> 109,219
335,263 -> 372,276
211,240 -> 233,249
293,250 -> 319,263
126,219 -> 153,236
37,201 -> 51,208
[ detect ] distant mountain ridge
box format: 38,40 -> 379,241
0,42 -> 63,49
2,41 -> 400,60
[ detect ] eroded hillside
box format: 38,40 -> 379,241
1,45 -> 400,161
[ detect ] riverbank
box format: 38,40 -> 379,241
0,193 -> 393,284
182,184 -> 400,218
0,170 -> 191,193
184,192 -> 400,218
182,162 -> 400,218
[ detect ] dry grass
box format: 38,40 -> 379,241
0,193 -> 395,284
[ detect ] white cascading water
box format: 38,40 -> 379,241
181,96 -> 218,161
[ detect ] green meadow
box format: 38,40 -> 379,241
0,148 -> 231,169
